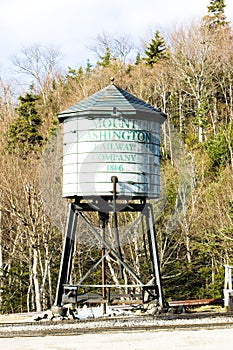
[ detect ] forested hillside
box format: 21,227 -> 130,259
0,1 -> 232,312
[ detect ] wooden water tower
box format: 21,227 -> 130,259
53,81 -> 166,312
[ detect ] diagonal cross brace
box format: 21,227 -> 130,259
77,211 -> 143,286
77,249 -> 110,285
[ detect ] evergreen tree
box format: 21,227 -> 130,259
97,47 -> 111,67
206,0 -> 227,27
204,129 -> 231,171
135,52 -> 142,65
85,59 -> 92,73
6,93 -> 43,154
144,31 -> 168,66
208,0 -> 226,15
66,66 -> 84,80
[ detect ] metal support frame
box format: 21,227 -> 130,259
98,211 -> 108,314
111,176 -> 124,279
145,204 -> 165,308
53,198 -> 165,309
53,204 -> 77,307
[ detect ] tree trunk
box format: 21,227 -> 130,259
32,247 -> 41,312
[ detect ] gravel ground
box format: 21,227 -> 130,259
1,312 -> 233,349
1,312 -> 233,332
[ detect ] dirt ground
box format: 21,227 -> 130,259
0,313 -> 34,323
0,328 -> 232,350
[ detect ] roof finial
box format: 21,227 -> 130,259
110,76 -> 115,84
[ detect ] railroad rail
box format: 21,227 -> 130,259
1,312 -> 233,338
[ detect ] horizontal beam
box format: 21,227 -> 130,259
72,202 -> 146,212
64,284 -> 144,288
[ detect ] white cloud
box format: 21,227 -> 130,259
0,0 -> 232,73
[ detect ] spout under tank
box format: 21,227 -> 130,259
58,83 -> 166,199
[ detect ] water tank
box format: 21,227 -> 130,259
58,83 -> 166,199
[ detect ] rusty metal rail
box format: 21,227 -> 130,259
169,298 -> 223,308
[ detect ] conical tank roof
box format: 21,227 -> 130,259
58,83 -> 166,123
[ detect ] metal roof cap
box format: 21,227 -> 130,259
58,83 -> 166,123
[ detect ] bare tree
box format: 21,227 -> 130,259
89,32 -> 134,64
0,78 -> 15,127
0,152 -> 60,312
12,44 -> 63,103
170,22 -> 218,143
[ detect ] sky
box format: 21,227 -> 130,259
0,0 -> 233,75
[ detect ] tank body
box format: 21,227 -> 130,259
58,84 -> 166,199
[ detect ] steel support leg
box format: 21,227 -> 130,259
145,204 -> 165,308
53,203 -> 77,307
99,211 -> 109,315
111,176 -> 124,279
